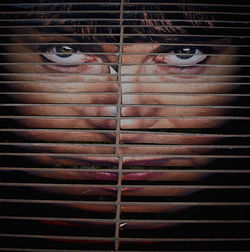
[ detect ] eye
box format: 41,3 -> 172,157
41,45 -> 95,65
155,47 -> 209,67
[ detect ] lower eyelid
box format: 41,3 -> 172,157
154,56 -> 214,75
154,53 -> 210,66
42,62 -> 112,74
42,63 -> 91,73
174,55 -> 209,67
40,54 -> 98,72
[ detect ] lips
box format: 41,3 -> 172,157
83,170 -> 166,194
82,170 -> 164,182
101,171 -> 163,193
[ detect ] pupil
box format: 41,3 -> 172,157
56,46 -> 74,58
175,47 -> 196,59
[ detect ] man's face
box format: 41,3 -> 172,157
2,30 -> 240,212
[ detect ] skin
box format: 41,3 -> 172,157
2,30 -> 240,214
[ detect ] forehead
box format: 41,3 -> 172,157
123,44 -> 159,53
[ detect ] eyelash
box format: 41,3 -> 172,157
155,46 -> 214,68
39,45 -> 83,66
39,45 -> 101,73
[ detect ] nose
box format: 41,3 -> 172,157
120,65 -> 160,129
79,67 -> 118,131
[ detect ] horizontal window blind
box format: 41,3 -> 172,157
0,0 -> 250,251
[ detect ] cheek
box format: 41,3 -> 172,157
43,60 -> 110,74
95,64 -> 110,74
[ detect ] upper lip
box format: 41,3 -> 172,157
122,171 -> 163,181
50,156 -> 172,181
83,170 -> 164,194
123,156 -> 171,166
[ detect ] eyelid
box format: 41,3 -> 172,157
155,45 -> 215,55
38,44 -> 106,54
153,47 -> 212,70
39,45 -> 81,54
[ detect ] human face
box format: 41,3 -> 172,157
2,29 -> 240,213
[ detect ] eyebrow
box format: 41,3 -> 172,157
22,27 -> 118,53
26,20 -> 230,47
27,24 -> 120,43
123,23 -> 226,44
123,34 -> 231,46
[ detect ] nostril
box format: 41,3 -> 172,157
122,94 -> 160,117
121,96 -> 160,129
109,66 -> 118,75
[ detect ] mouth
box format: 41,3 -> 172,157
87,169 -> 167,194
23,154 -> 208,199
39,154 -> 173,168
83,170 -> 163,181
101,172 -> 162,193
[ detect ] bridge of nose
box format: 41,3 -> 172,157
99,45 -> 161,131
